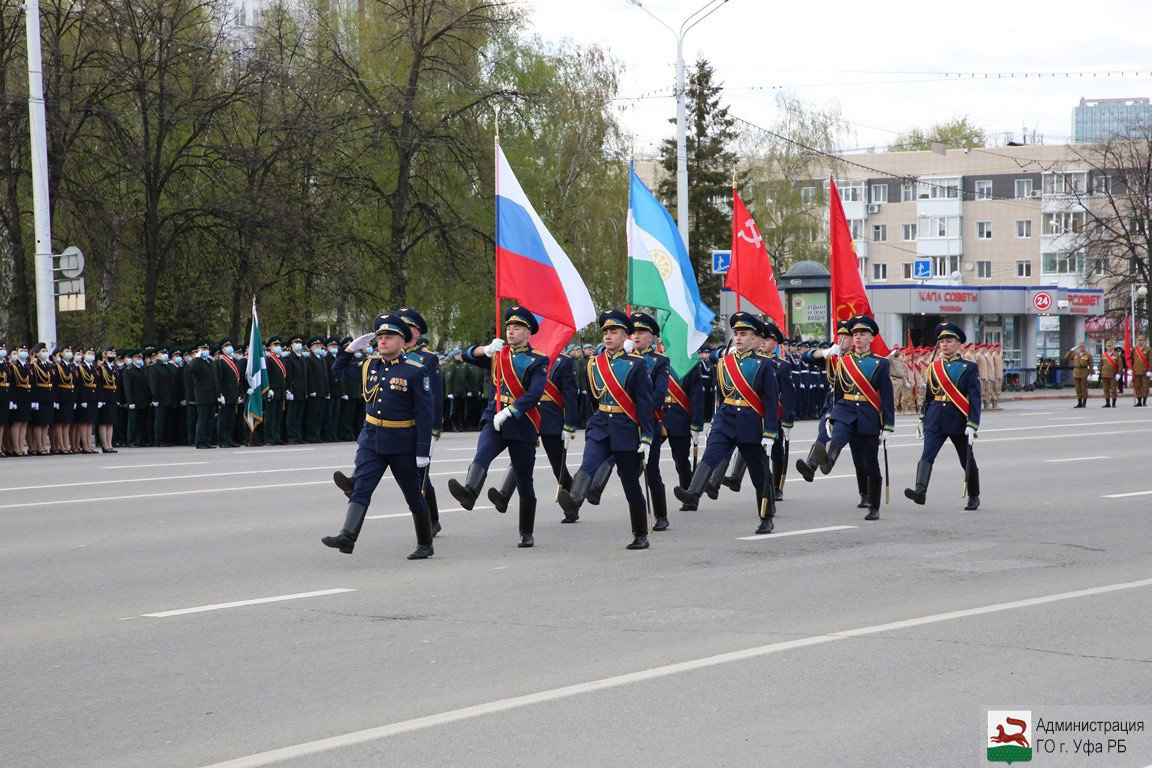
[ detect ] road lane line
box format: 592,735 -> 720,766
197,576 -> 1152,768
1102,490 -> 1152,498
1045,456 -> 1109,463
0,482 -> 331,509
737,525 -> 857,541
231,447 -> 315,454
367,505 -> 493,520
125,589 -> 356,619
101,462 -> 209,469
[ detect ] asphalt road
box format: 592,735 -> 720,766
2,400 -> 1151,768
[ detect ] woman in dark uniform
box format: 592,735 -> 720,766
0,342 -> 10,455
8,343 -> 32,455
97,346 -> 119,453
75,346 -> 99,453
51,344 -> 77,453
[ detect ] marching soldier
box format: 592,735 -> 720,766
447,306 -> 548,548
557,310 -> 654,549
795,315 -> 894,521
487,340 -> 578,519
1132,334 -> 1150,406
1099,342 -> 1122,408
1065,342 -> 1092,408
664,344 -> 706,512
674,312 -> 779,534
905,322 -> 981,511
322,314 -> 435,560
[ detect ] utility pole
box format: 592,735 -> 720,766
25,0 -> 57,345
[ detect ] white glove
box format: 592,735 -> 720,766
237,396 -> 244,405
180,400 -> 187,406
125,404 -> 133,411
761,437 -> 772,449
53,402 -> 60,409
217,395 -> 225,404
96,402 -> 103,409
965,426 -> 977,442
782,427 -> 790,441
466,391 -> 473,397
151,401 -> 159,407
416,456 -> 430,468
916,423 -> 924,440
32,402 -> 40,411
246,388 -> 254,395
266,391 -> 274,399
691,430 -> 701,447
826,343 -> 842,357
492,408 -> 513,431
341,395 -> 349,400
346,331 -> 375,353
447,393 -> 454,399
637,441 -> 650,464
879,431 -> 889,445
623,339 -> 635,353
308,392 -> 316,398
484,338 -> 505,356
561,430 -> 574,449
286,391 -> 294,401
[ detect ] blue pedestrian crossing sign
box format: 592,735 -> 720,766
913,258 -> 932,279
712,250 -> 731,274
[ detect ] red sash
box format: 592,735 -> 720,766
931,360 -> 970,419
497,349 -> 541,432
721,355 -> 764,417
543,360 -> 564,408
1136,346 -> 1149,368
594,353 -> 639,424
220,355 -> 242,383
667,376 -> 691,414
267,353 -> 286,378
1103,349 -> 1117,370
840,354 -> 883,415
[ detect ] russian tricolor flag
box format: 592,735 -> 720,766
495,144 -> 595,359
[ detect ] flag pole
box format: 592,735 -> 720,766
494,126 -> 503,402
626,151 -> 634,313
732,166 -> 741,311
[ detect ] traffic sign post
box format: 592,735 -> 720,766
711,249 -> 731,275
913,258 -> 932,280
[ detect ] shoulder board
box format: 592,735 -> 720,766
404,359 -> 423,367
627,353 -> 644,361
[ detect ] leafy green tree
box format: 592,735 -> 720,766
888,116 -> 987,152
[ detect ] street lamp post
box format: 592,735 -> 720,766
626,0 -> 729,256
1132,283 -> 1148,349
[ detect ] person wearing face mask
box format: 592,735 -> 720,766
261,336 -> 286,446
7,343 -> 33,455
28,342 -> 56,455
50,344 -> 77,454
96,347 -> 119,452
121,347 -> 151,448
213,338 -> 243,448
147,344 -> 178,447
335,336 -> 359,441
188,340 -> 220,448
283,333 -> 307,444
0,341 -> 10,455
321,336 -> 342,442
168,346 -> 188,446
73,346 -> 98,453
181,347 -> 197,445
304,335 -> 330,443
112,350 -> 128,446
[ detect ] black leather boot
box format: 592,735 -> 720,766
322,501 -> 368,554
856,470 -> 869,508
1103,399 -> 1111,408
408,505 -> 435,560
447,463 -> 486,510
333,470 -> 354,497
755,467 -> 777,534
674,460 -> 713,510
903,460 -> 932,505
864,476 -> 881,520
558,470 -> 591,522
518,499 -> 536,547
424,479 -> 441,536
487,471 -> 516,514
721,452 -> 745,492
705,462 -> 726,500
771,455 -> 784,501
585,462 -> 613,506
651,486 -> 669,531
823,441 -> 842,475
627,501 -> 649,549
796,442 -> 823,483
964,464 -> 980,510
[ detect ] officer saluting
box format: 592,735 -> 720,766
557,310 -> 654,549
322,314 -> 435,560
674,312 -> 780,534
905,322 -> 981,511
798,314 -> 894,521
447,306 -> 548,548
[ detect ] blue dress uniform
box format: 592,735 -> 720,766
447,306 -> 548,548
322,314 -> 435,560
396,308 -> 446,533
557,310 -> 655,549
663,358 -> 706,508
487,352 -> 578,514
721,323 -> 795,502
801,315 -> 894,520
675,313 -> 780,534
905,322 -> 982,511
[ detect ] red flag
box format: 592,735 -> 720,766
829,179 -> 889,355
726,188 -> 787,330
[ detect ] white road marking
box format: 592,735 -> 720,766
1045,456 -> 1109,463
367,505 -> 493,520
231,447 -> 315,454
198,576 -> 1152,768
124,589 -> 356,619
737,525 -> 857,541
101,462 -> 208,469
1050,416 -> 1086,420
784,473 -> 854,484
1102,490 -> 1152,498
1015,411 -> 1055,416
0,482 -> 331,509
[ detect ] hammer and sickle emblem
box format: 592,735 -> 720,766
834,301 -> 860,322
736,218 -> 763,248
